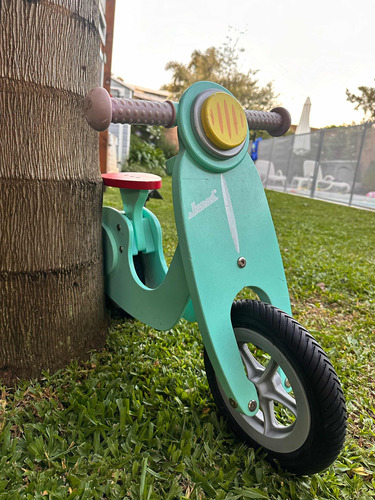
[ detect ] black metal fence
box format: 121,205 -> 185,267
251,123 -> 375,210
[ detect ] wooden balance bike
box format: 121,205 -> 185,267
84,81 -> 346,474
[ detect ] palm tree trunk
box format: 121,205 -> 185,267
0,0 -> 107,384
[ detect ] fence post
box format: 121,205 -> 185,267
284,134 -> 296,193
265,138 -> 275,188
310,129 -> 325,199
349,123 -> 370,207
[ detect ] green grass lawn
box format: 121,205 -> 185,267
1,177 -> 375,499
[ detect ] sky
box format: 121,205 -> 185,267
111,0 -> 374,129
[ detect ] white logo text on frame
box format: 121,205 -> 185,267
188,190 -> 219,220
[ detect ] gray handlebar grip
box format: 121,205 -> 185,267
84,87 -> 176,131
245,107 -> 291,137
84,87 -> 112,132
112,98 -> 176,128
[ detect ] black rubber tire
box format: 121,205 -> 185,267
204,300 -> 347,475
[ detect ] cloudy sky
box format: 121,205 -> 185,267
111,0 -> 374,128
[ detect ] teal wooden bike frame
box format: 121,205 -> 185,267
99,81 -> 291,417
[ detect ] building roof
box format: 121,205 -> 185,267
131,84 -> 170,101
111,75 -> 170,101
111,76 -> 134,92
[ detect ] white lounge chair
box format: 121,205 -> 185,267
292,161 -> 350,192
255,160 -> 286,186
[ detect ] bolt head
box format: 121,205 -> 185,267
229,398 -> 238,409
285,379 -> 291,388
248,400 -> 257,412
119,246 -> 124,253
237,257 -> 246,268
117,224 -> 121,231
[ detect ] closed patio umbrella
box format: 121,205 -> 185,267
293,97 -> 311,155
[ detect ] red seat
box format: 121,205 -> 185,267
102,172 -> 162,190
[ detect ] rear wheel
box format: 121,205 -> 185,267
204,300 -> 347,474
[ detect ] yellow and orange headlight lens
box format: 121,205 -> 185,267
200,92 -> 247,150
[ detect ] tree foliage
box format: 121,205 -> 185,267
346,80 -> 375,121
162,39 -> 278,111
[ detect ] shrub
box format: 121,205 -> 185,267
127,135 -> 167,175
131,125 -> 178,160
155,132 -> 178,159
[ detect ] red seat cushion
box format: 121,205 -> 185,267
102,172 -> 162,190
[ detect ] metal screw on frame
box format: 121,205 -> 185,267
229,398 -> 238,409
248,400 -> 257,412
237,257 -> 247,268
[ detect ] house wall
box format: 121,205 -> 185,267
164,126 -> 179,152
109,80 -> 133,170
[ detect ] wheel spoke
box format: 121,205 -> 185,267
239,344 -> 264,380
268,379 -> 297,416
257,358 -> 278,385
253,356 -> 297,417
261,400 -> 279,434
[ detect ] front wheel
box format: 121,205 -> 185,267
204,300 -> 347,475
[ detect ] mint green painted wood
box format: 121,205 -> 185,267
172,81 -> 291,416
102,206 -> 191,330
120,189 -> 149,252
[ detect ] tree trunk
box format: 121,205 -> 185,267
0,0 -> 108,384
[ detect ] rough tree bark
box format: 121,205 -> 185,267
0,0 -> 108,384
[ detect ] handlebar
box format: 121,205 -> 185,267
84,87 -> 291,137
245,107 -> 291,137
84,87 -> 176,132
112,96 -> 176,128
